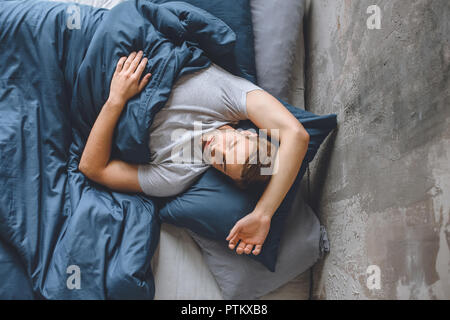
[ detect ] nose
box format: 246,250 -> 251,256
211,138 -> 227,162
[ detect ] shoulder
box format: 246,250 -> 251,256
138,162 -> 208,197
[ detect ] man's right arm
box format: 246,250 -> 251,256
80,159 -> 142,194
79,51 -> 150,194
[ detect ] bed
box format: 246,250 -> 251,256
145,0 -> 317,300
59,0 -> 315,300
0,0 -> 334,300
138,0 -> 314,300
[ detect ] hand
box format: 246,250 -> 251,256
226,211 -> 271,256
108,51 -> 152,106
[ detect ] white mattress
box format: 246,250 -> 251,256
152,223 -> 310,300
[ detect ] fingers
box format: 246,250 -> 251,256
117,50 -> 151,92
138,73 -> 152,92
129,50 -> 144,73
228,234 -> 239,250
226,223 -> 240,242
244,243 -> 254,255
252,245 -> 262,256
226,220 -> 262,255
120,51 -> 149,75
123,51 -> 137,71
227,224 -> 240,250
115,56 -> 127,73
228,239 -> 262,256
135,55 -> 148,78
236,241 -> 246,255
237,242 -> 261,255
229,236 -> 262,255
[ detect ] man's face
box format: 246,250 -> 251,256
201,128 -> 258,181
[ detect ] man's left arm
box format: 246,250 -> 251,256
226,90 -> 310,255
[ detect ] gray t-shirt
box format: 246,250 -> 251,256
138,63 -> 262,197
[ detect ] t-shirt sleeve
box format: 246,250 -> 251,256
138,162 -> 203,197
138,164 -> 183,197
215,65 -> 264,122
137,164 -> 159,196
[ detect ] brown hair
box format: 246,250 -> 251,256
235,136 -> 275,190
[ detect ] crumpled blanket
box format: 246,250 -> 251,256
0,0 -> 235,299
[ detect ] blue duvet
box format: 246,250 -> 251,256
0,0 -> 236,299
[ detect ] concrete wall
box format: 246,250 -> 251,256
290,0 -> 449,299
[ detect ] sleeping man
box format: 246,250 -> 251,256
79,51 -> 310,257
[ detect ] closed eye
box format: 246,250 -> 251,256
224,139 -> 239,172
223,153 -> 226,172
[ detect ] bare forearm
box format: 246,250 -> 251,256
79,98 -> 125,177
254,130 -> 309,219
226,90 -> 310,255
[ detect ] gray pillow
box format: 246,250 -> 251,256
188,193 -> 329,300
250,0 -> 306,102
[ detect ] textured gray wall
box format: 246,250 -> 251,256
291,0 -> 449,299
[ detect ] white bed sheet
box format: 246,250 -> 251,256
152,223 -> 311,300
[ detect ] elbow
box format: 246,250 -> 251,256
78,160 -> 98,181
78,160 -> 89,177
291,124 -> 310,145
